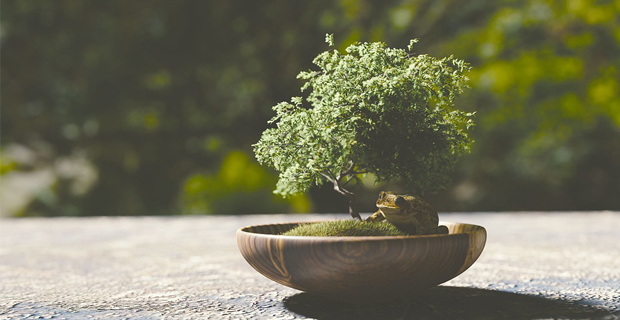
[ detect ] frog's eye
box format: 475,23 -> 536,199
379,191 -> 385,199
395,196 -> 407,207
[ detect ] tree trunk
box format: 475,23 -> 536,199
332,179 -> 361,220
325,164 -> 362,220
347,195 -> 361,220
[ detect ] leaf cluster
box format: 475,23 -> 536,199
254,36 -> 474,197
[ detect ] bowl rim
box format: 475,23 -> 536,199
237,220 -> 485,241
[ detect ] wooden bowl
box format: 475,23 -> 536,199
237,221 -> 486,303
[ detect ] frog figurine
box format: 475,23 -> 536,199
366,191 -> 449,235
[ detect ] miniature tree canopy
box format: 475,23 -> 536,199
254,34 -> 474,219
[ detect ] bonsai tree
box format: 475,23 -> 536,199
254,35 -> 474,220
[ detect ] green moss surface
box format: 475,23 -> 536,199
281,220 -> 408,237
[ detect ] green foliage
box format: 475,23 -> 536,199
281,220 -> 407,237
434,0 -> 620,210
254,36 -> 474,199
2,0 -> 619,216
0,154 -> 17,175
1,0 -> 330,216
181,151 -> 310,214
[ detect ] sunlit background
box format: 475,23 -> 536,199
1,0 -> 619,217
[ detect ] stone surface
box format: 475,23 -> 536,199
1,212 -> 619,319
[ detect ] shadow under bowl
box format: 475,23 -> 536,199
237,221 -> 486,303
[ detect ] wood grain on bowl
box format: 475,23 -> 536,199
237,221 -> 486,303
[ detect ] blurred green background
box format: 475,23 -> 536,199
1,0 -> 619,217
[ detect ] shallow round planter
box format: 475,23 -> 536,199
237,221 -> 486,303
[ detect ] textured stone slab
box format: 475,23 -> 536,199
1,212 -> 619,319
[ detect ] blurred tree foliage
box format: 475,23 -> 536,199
1,0 -> 619,216
434,0 -> 620,210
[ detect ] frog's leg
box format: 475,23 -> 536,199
391,222 -> 417,235
366,210 -> 385,222
431,225 -> 449,235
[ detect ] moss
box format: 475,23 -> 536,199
281,220 -> 408,237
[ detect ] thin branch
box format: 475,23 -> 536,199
346,160 -> 356,173
320,172 -> 335,184
338,161 -> 356,181
350,170 -> 369,175
353,166 -> 368,173
342,175 -> 359,187
328,163 -> 361,220
333,178 -> 353,196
